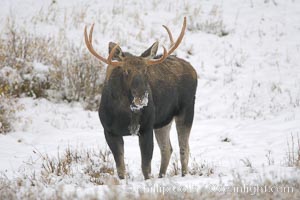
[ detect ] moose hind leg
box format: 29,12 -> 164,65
104,131 -> 125,179
154,121 -> 173,178
175,103 -> 194,176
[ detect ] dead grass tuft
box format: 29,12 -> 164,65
285,133 -> 300,168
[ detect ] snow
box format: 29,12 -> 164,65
1,0 -> 300,198
32,62 -> 50,73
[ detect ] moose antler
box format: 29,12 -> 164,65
84,24 -> 123,66
162,25 -> 174,47
146,17 -> 186,66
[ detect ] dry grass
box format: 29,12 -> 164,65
0,95 -> 16,134
189,157 -> 214,177
0,146 -> 299,200
0,15 -> 105,111
49,48 -> 104,110
0,18 -> 52,98
31,147 -> 119,186
185,5 -> 229,37
0,92 -> 23,134
285,133 -> 300,168
1,170 -> 299,200
168,154 -> 214,177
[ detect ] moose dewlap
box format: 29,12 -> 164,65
84,17 -> 197,180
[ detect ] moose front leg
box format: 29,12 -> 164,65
139,129 -> 154,179
104,131 -> 125,179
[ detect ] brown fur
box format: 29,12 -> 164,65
105,55 -> 197,84
146,56 -> 197,82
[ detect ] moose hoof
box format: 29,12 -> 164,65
118,173 -> 125,179
118,175 -> 125,179
143,173 -> 153,180
158,173 -> 165,178
181,170 -> 188,177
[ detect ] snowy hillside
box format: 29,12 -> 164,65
0,0 -> 300,199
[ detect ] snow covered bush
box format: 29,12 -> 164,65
0,174 -> 16,200
49,48 -> 104,110
0,18 -> 52,98
0,16 -> 105,110
0,93 -> 21,134
34,147 -> 118,186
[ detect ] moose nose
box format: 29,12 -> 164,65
133,97 -> 142,106
131,92 -> 149,112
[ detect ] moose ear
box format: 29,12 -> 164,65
140,41 -> 159,59
108,42 -> 125,61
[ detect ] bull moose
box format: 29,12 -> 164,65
84,17 -> 197,179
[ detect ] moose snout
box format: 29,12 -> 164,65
133,96 -> 144,106
133,96 -> 142,106
130,92 -> 149,111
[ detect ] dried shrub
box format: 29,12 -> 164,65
0,85 -> 22,134
34,147 -> 118,186
0,18 -> 53,98
189,158 -> 214,177
168,155 -> 214,177
285,133 -> 300,168
168,154 -> 180,176
186,5 -> 229,36
49,46 -> 104,110
0,16 -> 105,110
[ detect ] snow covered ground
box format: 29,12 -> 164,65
1,0 -> 300,199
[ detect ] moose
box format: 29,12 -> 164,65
84,17 -> 197,179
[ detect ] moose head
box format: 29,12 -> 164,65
84,17 -> 186,111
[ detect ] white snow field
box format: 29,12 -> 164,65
0,0 -> 300,199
